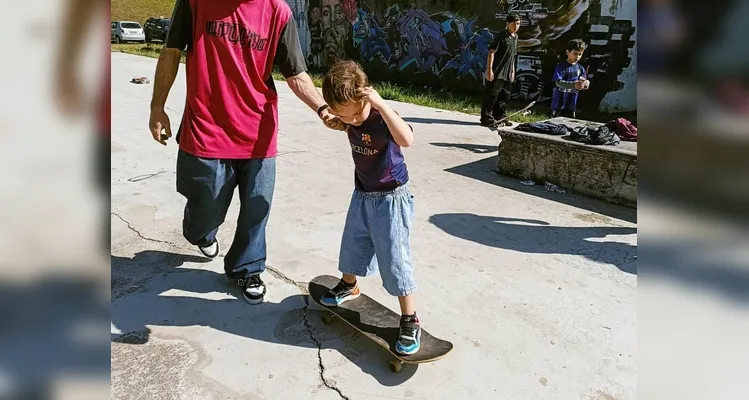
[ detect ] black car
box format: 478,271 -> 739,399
143,17 -> 171,43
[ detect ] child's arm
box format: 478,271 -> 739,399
552,63 -> 586,90
359,87 -> 414,147
380,106 -> 414,148
485,35 -> 502,81
555,80 -> 578,90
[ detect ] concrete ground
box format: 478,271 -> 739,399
110,52 -> 637,400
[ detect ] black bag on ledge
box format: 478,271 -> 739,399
570,125 -> 620,146
515,122 -> 569,136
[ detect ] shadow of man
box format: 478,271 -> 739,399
111,250 -> 419,385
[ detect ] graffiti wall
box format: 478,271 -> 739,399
293,0 -> 636,112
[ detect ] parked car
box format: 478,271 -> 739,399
144,17 -> 171,43
111,21 -> 145,43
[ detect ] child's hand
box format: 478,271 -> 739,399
576,77 -> 590,90
358,87 -> 387,110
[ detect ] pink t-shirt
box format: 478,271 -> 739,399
166,0 -> 307,159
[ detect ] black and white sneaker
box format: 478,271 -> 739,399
396,313 -> 422,355
198,239 -> 219,258
238,275 -> 265,304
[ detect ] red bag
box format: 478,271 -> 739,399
605,118 -> 637,142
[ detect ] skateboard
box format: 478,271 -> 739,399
488,96 -> 552,130
308,275 -> 454,373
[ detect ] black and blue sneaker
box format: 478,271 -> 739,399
396,313 -> 421,355
320,279 -> 360,307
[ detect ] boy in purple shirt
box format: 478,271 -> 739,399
551,39 -> 591,118
319,60 -> 422,355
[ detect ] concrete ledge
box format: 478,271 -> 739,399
497,117 -> 637,207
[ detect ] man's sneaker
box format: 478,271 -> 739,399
396,314 -> 421,355
480,119 -> 496,127
198,239 -> 219,258
238,275 -> 265,305
320,279 -> 360,307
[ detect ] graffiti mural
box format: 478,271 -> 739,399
307,0 -> 358,67
295,0 -> 636,111
287,0 -> 310,57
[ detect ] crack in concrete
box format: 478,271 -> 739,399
266,267 -> 308,295
112,211 -> 182,248
266,267 -> 350,400
112,212 -> 350,399
301,296 -> 351,400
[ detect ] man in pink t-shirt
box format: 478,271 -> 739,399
148,0 -> 344,305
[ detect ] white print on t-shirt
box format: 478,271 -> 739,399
350,143 -> 379,156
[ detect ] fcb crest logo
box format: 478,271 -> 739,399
361,133 -> 372,147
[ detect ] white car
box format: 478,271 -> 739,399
111,21 -> 146,44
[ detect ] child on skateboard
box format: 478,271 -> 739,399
319,60 -> 421,355
551,39 -> 591,118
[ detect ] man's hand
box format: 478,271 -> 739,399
486,69 -> 494,82
319,108 -> 346,131
357,86 -> 387,110
149,108 -> 172,145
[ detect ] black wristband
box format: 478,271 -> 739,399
317,104 -> 329,117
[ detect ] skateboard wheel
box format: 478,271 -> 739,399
389,360 -> 403,373
322,313 -> 335,325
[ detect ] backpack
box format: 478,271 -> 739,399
571,125 -> 620,146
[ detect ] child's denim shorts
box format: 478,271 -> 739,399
338,183 -> 416,297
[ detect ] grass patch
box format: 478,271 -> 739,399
112,43 -> 563,123
112,0 -> 174,23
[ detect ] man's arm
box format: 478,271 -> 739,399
150,0 -> 191,111
274,16 -> 344,130
286,73 -> 326,112
150,49 -> 182,111
148,0 -> 192,144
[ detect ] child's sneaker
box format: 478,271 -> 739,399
320,279 -> 360,306
396,313 -> 421,355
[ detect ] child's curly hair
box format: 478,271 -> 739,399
322,60 -> 369,109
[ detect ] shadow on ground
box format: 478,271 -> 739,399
111,251 -> 418,386
403,117 -> 481,127
430,213 -> 637,274
0,274 -> 109,398
431,142 -> 497,154
433,147 -> 637,224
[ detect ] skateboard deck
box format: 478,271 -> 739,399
308,275 -> 453,372
488,96 -> 552,130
